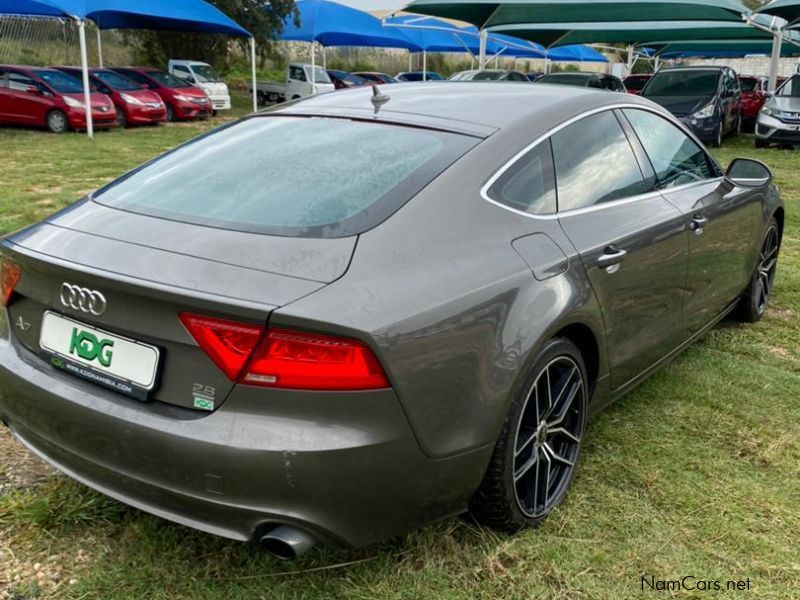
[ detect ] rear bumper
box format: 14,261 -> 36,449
0,330 -> 490,548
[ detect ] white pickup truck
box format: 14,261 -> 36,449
168,60 -> 231,112
251,63 -> 336,105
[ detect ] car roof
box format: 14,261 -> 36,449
271,81 -> 654,137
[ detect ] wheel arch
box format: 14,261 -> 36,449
773,206 -> 785,243
551,322 -> 600,396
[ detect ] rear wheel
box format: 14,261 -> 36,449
471,338 -> 588,532
734,218 -> 780,323
46,110 -> 68,133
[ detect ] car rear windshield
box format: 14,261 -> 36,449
94,70 -> 142,91
624,76 -> 648,90
94,116 -> 478,238
34,70 -> 82,93
539,74 -> 590,86
643,70 -> 720,96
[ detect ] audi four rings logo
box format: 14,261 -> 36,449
60,283 -> 107,316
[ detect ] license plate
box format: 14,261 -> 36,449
39,311 -> 160,401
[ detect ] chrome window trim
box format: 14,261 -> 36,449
481,102 -> 721,220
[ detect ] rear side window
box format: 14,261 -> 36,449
488,141 -> 556,215
623,109 -> 715,188
94,116 -> 478,238
551,111 -> 648,212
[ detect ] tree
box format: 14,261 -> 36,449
128,1 -> 298,71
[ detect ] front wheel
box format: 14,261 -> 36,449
46,110 -> 68,133
755,138 -> 767,149
471,338 -> 588,532
116,107 -> 127,128
711,123 -> 723,148
734,218 -> 780,323
166,104 -> 176,122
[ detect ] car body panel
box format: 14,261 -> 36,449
0,83 -> 783,548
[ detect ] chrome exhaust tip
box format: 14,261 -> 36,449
259,525 -> 316,560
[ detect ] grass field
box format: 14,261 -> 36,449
1,98 -> 799,599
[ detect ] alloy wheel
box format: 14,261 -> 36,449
47,111 -> 67,133
755,225 -> 780,315
512,357 -> 586,519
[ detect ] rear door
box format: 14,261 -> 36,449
622,107 -> 760,336
555,109 -> 688,390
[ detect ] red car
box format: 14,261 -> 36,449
0,65 -> 116,133
623,74 -> 651,95
55,67 -> 167,127
110,67 -> 211,121
739,75 -> 786,129
326,70 -> 370,90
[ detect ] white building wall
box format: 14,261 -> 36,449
685,56 -> 798,78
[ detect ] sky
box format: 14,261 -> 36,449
334,0 -> 407,10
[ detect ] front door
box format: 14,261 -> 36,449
621,108 -> 760,337
554,109 -> 689,391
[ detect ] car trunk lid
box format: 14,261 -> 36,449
3,201 -> 356,411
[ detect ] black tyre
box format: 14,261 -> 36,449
166,104 -> 176,122
46,110 -> 68,133
734,218 -> 780,323
116,107 -> 127,128
735,113 -> 742,136
755,138 -> 767,149
471,338 -> 588,532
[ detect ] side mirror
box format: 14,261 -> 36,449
726,158 -> 773,188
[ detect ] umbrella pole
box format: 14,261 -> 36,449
768,28 -> 783,92
96,26 -> 103,68
310,41 -> 316,95
479,29 -> 487,69
77,20 -> 94,138
423,50 -> 427,81
250,37 -> 258,112
409,52 -> 413,72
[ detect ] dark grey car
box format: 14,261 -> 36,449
0,83 -> 783,559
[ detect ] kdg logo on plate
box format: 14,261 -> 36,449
69,327 -> 115,367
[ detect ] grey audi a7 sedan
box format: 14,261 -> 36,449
0,83 -> 783,559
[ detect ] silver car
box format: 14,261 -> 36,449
755,74 -> 800,148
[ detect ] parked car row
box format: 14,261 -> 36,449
0,62 -> 224,134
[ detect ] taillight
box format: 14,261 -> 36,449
1,259 -> 21,306
240,329 -> 390,390
179,313 -> 263,380
180,314 -> 390,391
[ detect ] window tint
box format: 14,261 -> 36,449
289,66 -> 306,82
117,70 -> 155,88
172,65 -> 191,79
623,109 -> 714,188
489,141 -> 556,215
643,70 -> 721,96
94,117 -> 478,238
551,111 -> 648,211
94,70 -> 141,91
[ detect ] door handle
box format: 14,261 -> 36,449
597,247 -> 628,270
689,215 -> 709,234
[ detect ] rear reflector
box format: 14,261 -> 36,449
0,259 -> 21,306
180,314 -> 390,391
240,329 -> 390,391
179,313 -> 263,381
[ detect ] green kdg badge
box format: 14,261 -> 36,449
69,327 -> 114,367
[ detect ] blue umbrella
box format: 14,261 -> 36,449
282,0 -> 417,50
548,45 -> 609,62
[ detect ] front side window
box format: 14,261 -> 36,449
778,75 -> 800,97
623,109 -> 715,188
289,66 -> 306,82
551,111 -> 648,212
489,141 -> 556,215
94,117 -> 478,238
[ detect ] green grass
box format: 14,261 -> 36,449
1,102 -> 799,599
